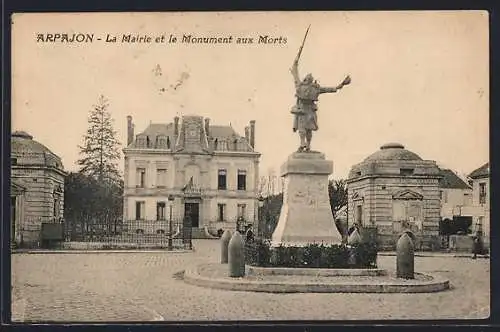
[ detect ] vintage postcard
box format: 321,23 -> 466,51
10,11 -> 489,322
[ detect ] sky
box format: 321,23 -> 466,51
11,11 -> 489,180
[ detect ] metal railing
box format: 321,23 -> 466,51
63,218 -> 192,250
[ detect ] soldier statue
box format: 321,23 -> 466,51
290,26 -> 351,152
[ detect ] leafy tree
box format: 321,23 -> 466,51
64,172 -> 123,236
77,95 -> 121,184
328,179 -> 348,219
329,179 -> 348,237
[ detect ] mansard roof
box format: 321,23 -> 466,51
127,116 -> 255,153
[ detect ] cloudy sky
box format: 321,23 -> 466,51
12,11 -> 489,179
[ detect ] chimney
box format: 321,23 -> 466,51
249,120 -> 255,148
174,116 -> 180,136
204,118 -> 210,137
244,126 -> 250,141
127,116 -> 134,146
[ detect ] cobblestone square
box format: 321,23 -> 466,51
11,240 -> 490,322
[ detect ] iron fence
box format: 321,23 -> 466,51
12,215 -> 192,250
62,218 -> 192,250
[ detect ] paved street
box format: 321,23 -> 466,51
11,240 -> 489,322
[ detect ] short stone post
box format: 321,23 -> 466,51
347,228 -> 362,266
396,232 -> 415,279
220,230 -> 232,264
228,231 -> 245,277
348,228 -> 362,246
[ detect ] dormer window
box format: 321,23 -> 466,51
136,135 -> 147,148
156,135 -> 167,149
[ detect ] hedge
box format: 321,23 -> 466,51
245,237 -> 378,268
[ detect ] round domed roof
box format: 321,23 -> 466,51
363,143 -> 423,162
11,131 -> 64,169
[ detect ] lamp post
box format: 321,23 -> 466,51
168,194 -> 175,250
257,194 -> 265,237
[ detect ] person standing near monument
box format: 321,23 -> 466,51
290,26 -> 351,152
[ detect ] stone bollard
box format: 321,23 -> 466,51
348,228 -> 362,246
396,232 -> 415,279
220,230 -> 232,264
347,228 -> 362,266
228,231 -> 245,277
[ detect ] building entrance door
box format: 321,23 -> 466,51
184,203 -> 200,228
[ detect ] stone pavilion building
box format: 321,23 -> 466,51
122,115 -> 261,237
347,143 -> 441,250
11,131 -> 66,247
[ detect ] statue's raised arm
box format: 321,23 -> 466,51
290,60 -> 301,87
319,75 -> 352,94
290,25 -> 310,87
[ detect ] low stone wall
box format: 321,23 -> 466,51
377,234 -> 440,252
247,266 -> 387,277
448,235 -> 473,252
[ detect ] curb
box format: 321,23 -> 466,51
182,264 -> 450,294
247,265 -> 388,277
12,249 -> 194,254
378,252 -> 489,258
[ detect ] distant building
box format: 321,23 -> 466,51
11,131 -> 66,247
122,115 -> 261,237
347,143 -> 441,250
439,168 -> 473,221
467,162 -> 490,242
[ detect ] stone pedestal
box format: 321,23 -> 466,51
271,151 -> 343,247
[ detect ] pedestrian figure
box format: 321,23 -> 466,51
348,223 -> 359,236
472,235 -> 480,259
246,226 -> 255,242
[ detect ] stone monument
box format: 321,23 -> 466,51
271,26 -> 350,247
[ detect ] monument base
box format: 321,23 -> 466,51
271,151 -> 343,247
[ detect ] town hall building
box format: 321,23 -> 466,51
122,115 -> 261,237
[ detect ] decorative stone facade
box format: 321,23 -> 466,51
347,143 -> 441,250
11,131 -> 66,246
123,115 -> 261,236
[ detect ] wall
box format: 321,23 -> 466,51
440,188 -> 473,219
11,166 -> 65,244
470,177 -> 490,238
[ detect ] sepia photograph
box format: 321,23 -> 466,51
10,11 -> 489,322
